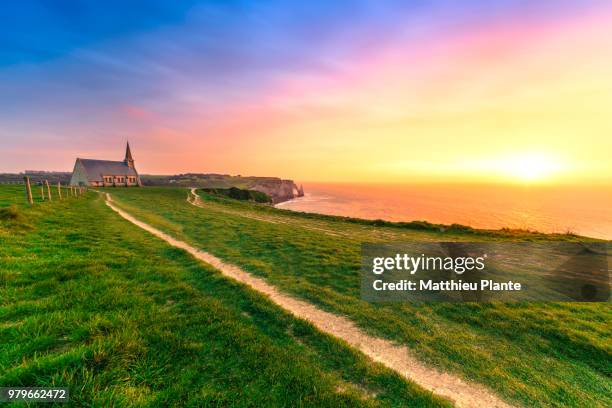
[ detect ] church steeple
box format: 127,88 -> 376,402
124,141 -> 134,168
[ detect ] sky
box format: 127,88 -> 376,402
1,0 -> 611,184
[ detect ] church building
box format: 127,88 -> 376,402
70,142 -> 142,187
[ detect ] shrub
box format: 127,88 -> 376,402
201,188 -> 272,204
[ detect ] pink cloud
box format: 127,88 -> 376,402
122,105 -> 155,120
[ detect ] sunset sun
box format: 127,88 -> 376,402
501,153 -> 562,182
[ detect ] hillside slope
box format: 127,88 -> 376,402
107,187 -> 611,408
0,185 -> 447,407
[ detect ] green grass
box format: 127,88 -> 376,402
0,186 -> 448,407
105,187 -> 612,407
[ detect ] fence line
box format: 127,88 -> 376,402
1,179 -> 90,206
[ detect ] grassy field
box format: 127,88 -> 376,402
104,186 -> 611,408
0,184 -> 448,407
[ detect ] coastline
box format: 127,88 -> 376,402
274,185 -> 612,240
274,195 -> 304,207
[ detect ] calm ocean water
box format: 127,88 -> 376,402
276,183 -> 612,240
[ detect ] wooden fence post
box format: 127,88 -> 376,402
45,180 -> 52,201
24,176 -> 33,205
41,185 -> 45,201
57,182 -> 62,199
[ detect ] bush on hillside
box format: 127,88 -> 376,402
201,187 -> 272,203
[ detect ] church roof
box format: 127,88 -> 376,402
125,141 -> 134,162
78,158 -> 138,182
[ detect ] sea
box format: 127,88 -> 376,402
276,182 -> 612,240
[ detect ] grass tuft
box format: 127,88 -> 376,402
0,205 -> 20,220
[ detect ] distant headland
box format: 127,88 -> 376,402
0,171 -> 304,204
143,173 -> 304,204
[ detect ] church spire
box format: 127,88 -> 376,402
124,141 -> 134,168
